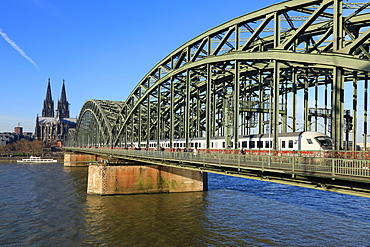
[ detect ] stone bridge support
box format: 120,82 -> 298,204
64,152 -> 207,195
87,163 -> 208,195
64,152 -> 100,167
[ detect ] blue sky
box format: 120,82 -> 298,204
0,0 -> 280,132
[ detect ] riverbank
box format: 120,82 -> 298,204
0,157 -> 21,163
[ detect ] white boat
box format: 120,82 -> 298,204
17,156 -> 58,163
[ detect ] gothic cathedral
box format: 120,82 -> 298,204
34,79 -> 77,143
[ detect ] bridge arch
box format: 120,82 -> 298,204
69,0 -> 370,150
72,100 -> 125,147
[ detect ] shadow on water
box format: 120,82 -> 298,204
208,173 -> 370,223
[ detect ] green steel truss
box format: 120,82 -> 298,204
71,100 -> 125,147
69,0 -> 370,150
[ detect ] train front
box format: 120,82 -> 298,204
300,132 -> 333,151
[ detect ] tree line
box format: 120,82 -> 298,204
0,140 -> 43,156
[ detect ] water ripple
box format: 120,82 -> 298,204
0,163 -> 370,246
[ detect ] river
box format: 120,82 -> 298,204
0,162 -> 369,246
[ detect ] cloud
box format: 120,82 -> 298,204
0,28 -> 38,69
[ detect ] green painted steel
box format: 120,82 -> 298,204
66,0 -> 370,151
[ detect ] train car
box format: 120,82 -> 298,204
130,131 -> 332,152
238,131 -> 332,151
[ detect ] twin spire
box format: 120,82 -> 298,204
42,78 -> 70,118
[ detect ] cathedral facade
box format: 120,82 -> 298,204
34,79 -> 77,143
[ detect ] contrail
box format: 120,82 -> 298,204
0,28 -> 38,69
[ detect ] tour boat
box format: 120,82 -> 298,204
17,156 -> 58,163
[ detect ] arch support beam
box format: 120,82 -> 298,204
332,67 -> 344,150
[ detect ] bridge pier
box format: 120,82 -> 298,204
87,163 -> 208,195
64,152 -> 101,167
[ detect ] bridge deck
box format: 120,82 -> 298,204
65,147 -> 370,197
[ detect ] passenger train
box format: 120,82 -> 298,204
131,131 -> 332,152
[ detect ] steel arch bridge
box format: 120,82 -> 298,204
68,0 -> 370,151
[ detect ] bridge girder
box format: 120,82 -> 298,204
72,100 -> 125,147
70,0 -> 370,151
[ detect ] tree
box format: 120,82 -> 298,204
0,140 -> 43,156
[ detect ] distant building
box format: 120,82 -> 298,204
0,132 -> 15,145
34,79 -> 77,143
14,126 -> 23,135
0,130 -> 33,145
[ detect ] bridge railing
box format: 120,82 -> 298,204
71,148 -> 370,180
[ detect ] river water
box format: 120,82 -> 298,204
1,162 -> 370,246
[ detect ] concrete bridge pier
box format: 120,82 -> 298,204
64,152 -> 100,167
64,152 -> 207,195
87,163 -> 208,195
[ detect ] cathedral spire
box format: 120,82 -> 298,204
42,78 -> 54,117
60,80 -> 67,103
57,80 -> 70,118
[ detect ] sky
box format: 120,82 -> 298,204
0,0 -> 281,133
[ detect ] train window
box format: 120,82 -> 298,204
265,141 -> 270,148
215,142 -> 218,148
306,139 -> 313,144
289,140 -> 293,148
190,143 -> 194,147
281,141 -> 286,148
242,141 -> 247,148
211,142 -> 214,148
199,143 -> 201,148
249,141 -> 255,148
257,141 -> 263,148
315,137 -> 332,148
222,142 -> 225,148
